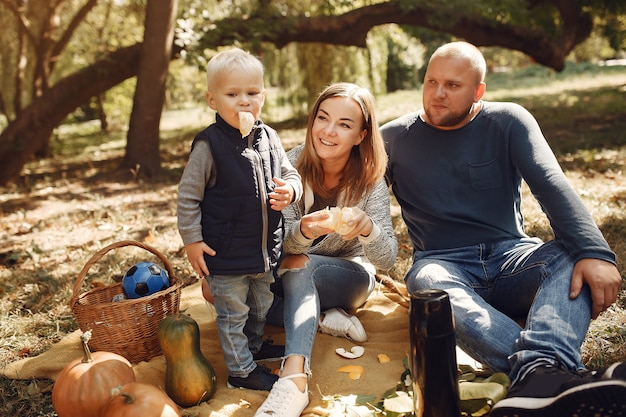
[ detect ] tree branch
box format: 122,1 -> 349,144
52,0 -> 99,67
204,0 -> 591,71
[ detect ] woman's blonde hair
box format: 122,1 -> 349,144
297,82 -> 387,206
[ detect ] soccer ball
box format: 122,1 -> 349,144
122,262 -> 169,299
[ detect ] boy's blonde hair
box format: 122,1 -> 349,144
206,48 -> 265,92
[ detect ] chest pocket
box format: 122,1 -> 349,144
468,159 -> 502,190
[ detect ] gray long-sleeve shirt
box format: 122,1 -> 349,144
281,145 -> 398,273
381,101 -> 615,264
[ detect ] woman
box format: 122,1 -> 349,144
254,82 -> 398,417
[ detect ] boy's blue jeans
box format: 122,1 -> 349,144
406,238 -> 591,384
207,271 -> 274,377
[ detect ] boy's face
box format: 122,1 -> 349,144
206,69 -> 265,133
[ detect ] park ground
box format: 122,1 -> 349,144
1,64 -> 626,415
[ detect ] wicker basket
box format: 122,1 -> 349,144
70,240 -> 182,363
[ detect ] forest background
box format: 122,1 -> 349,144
1,0 -> 626,415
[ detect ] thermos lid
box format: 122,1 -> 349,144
410,289 -> 455,336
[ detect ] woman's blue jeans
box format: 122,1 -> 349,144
207,271 -> 275,377
275,255 -> 375,375
406,238 -> 591,383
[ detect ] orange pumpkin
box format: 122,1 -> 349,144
100,382 -> 181,417
52,330 -> 136,417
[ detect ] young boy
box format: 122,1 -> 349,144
177,48 -> 302,391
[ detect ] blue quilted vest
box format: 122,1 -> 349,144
192,115 -> 284,275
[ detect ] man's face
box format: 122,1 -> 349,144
422,56 -> 485,130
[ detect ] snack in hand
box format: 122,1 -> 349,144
317,207 -> 357,235
238,111 -> 255,137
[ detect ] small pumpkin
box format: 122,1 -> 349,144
157,313 -> 217,407
52,330 -> 136,417
100,382 -> 181,417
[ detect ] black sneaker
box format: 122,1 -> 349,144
227,365 -> 278,391
252,341 -> 285,362
490,362 -> 626,417
598,362 -> 626,380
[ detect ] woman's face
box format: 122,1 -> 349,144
311,97 -> 367,164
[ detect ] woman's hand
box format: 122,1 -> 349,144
338,207 -> 373,240
300,207 -> 373,240
300,210 -> 334,239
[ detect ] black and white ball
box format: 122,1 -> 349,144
121,262 -> 169,299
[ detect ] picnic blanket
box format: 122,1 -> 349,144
1,277 -> 481,416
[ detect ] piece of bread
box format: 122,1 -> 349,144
317,207 -> 357,235
239,111 -> 255,137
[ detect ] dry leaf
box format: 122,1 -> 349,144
337,365 -> 364,380
377,353 -> 391,363
383,391 -> 414,413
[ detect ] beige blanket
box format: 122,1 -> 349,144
2,278 -> 425,416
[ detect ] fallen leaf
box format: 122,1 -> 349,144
337,365 -> 364,380
18,347 -> 32,358
377,353 -> 391,363
383,391 -> 414,413
143,229 -> 157,243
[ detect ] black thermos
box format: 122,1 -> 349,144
409,289 -> 461,417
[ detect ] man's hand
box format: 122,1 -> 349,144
570,258 -> 622,319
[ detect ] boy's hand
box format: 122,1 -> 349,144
269,177 -> 294,211
184,241 -> 215,277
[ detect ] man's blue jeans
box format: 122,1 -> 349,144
406,238 -> 591,383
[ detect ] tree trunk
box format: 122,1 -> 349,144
0,44 -> 143,185
122,0 -> 179,179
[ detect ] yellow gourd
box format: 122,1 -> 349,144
157,313 -> 217,407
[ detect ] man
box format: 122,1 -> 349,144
381,41 -> 626,416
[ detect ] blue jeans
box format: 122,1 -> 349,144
406,238 -> 591,384
276,255 -> 375,375
207,271 -> 275,377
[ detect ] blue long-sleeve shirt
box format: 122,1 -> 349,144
381,101 -> 615,265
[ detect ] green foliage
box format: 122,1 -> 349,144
582,0 -> 626,53
384,29 -> 424,92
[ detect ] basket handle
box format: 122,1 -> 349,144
70,240 -> 175,308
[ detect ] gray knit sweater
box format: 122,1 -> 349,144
282,145 -> 398,273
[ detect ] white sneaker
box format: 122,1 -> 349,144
254,373 -> 309,417
318,308 -> 368,343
